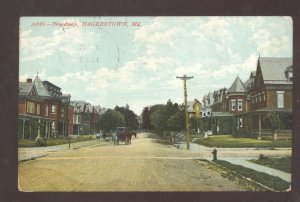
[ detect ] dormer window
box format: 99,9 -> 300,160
288,72 -> 293,82
285,65 -> 293,82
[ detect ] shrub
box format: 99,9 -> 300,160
259,153 -> 270,160
35,137 -> 47,146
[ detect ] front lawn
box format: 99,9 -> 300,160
18,135 -> 95,147
213,160 -> 290,191
194,135 -> 291,148
249,157 -> 291,173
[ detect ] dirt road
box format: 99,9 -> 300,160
18,133 -> 251,192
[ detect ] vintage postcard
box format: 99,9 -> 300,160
18,16 -> 292,192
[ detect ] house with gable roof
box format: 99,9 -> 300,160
236,57 -> 293,137
19,76 -> 60,139
70,100 -> 103,134
18,75 -> 74,140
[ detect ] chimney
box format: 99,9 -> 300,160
26,78 -> 32,83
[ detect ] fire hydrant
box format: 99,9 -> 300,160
212,148 -> 217,161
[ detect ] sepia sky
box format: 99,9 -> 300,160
19,16 -> 293,115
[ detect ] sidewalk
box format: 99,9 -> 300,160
175,142 -> 291,182
18,139 -> 104,162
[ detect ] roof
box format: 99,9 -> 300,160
187,101 -> 194,112
211,112 -> 233,117
250,71 -> 256,77
19,82 -> 33,96
259,57 -> 292,83
70,101 -> 86,113
187,99 -> 201,113
33,76 -> 52,97
244,78 -> 252,89
227,77 -> 247,94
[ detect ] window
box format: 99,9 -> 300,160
238,99 -> 243,111
26,101 -> 35,113
51,105 -> 56,114
207,112 -> 210,116
262,92 -> 266,101
277,91 -> 284,108
45,104 -> 49,116
61,107 -> 65,118
231,99 -> 236,111
36,104 -> 40,115
288,72 -> 293,81
239,118 -> 243,128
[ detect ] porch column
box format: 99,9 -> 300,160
258,114 -> 261,140
29,119 -> 32,140
45,121 -> 48,138
22,119 -> 25,140
37,119 -> 41,138
250,115 -> 252,135
63,121 -> 65,136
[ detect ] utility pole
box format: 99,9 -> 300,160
176,75 -> 193,150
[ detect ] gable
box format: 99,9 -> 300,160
29,85 -> 38,97
253,62 -> 265,90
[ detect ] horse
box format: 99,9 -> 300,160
125,132 -> 137,144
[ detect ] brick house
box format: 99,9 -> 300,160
18,75 -> 73,140
70,101 -> 102,135
236,57 -> 293,137
199,57 -> 292,137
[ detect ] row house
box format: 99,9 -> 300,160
200,57 -> 293,137
202,92 -> 214,117
236,57 -> 293,137
70,101 -> 103,135
18,75 -> 73,140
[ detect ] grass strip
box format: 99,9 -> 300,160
18,137 -> 95,147
194,135 -> 291,148
249,157 -> 291,173
213,160 -> 290,191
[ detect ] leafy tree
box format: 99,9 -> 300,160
99,109 -> 125,132
115,105 -> 139,130
142,106 -> 150,131
149,105 -> 165,135
167,111 -> 185,132
264,112 -> 282,133
148,100 -> 180,135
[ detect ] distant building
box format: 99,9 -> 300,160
70,101 -> 103,134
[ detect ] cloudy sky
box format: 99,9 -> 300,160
19,16 -> 292,115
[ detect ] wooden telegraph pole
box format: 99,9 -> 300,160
176,75 -> 193,150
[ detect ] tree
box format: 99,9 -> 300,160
98,109 -> 125,132
141,106 -> 150,131
264,112 -> 282,133
147,100 -> 180,135
167,111 -> 185,132
149,105 -> 165,135
115,105 -> 139,130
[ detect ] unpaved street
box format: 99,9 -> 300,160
19,133 -> 253,192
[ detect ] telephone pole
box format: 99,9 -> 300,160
176,75 -> 193,150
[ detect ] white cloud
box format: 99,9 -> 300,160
20,20 -> 98,62
19,17 -> 292,114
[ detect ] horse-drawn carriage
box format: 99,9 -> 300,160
113,127 -> 136,145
